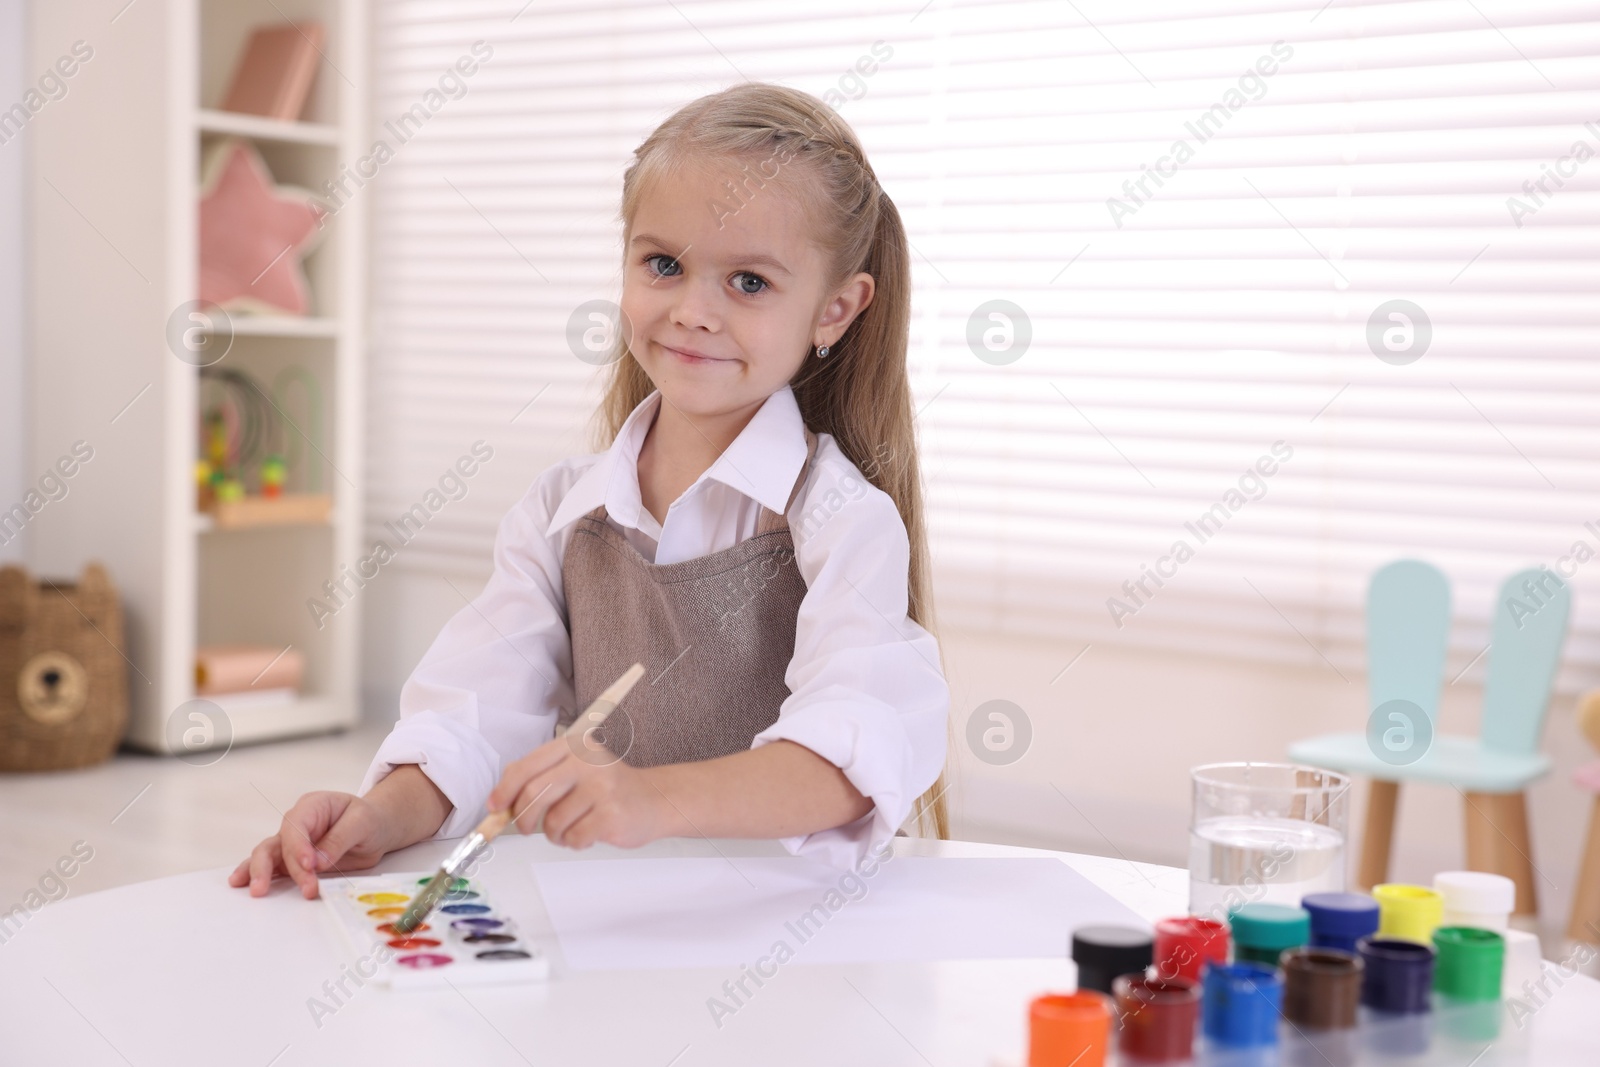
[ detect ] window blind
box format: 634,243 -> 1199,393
367,0 -> 1600,692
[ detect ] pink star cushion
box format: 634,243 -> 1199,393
198,137 -> 326,315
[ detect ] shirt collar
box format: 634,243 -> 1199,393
546,385 -> 810,538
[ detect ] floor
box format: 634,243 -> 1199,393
0,719 -> 393,909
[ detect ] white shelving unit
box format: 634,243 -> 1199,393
30,0 -> 367,752
195,107 -> 340,145
221,317 -> 341,339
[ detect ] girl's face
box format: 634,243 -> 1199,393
620,158 -> 872,423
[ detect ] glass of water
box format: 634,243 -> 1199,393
1188,763 -> 1351,919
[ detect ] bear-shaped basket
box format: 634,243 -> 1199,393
0,563 -> 128,771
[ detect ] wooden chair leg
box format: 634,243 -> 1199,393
1463,790 -> 1539,918
1568,796 -> 1600,944
1358,779 -> 1399,891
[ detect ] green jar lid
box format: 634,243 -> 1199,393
1433,926 -> 1504,1001
1229,904 -> 1311,953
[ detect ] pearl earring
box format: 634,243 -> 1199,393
816,344 -> 830,359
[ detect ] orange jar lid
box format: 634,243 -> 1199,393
1028,990 -> 1112,1067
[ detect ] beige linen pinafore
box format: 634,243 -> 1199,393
556,432 -> 819,766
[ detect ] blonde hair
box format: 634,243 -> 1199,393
594,83 -> 950,840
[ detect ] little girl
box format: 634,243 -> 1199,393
231,82 -> 950,898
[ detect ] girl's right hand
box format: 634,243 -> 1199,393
228,790 -> 397,899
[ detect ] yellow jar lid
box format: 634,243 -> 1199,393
1373,883 -> 1444,944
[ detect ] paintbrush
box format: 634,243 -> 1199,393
391,662 -> 646,935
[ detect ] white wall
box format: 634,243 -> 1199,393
0,0 -> 27,565
361,567 -> 1587,938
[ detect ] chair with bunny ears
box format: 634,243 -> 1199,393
1571,690 -> 1600,945
1291,562 -> 1570,918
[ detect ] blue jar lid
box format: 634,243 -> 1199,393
1303,892 -> 1380,939
1202,961 -> 1283,1047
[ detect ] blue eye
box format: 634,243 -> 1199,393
645,254 -> 680,277
733,272 -> 767,295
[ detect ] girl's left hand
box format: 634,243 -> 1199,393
487,731 -> 669,850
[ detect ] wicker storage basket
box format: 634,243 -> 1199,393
0,563 -> 129,771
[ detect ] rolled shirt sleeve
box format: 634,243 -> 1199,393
356,468 -> 578,840
751,443 -> 950,870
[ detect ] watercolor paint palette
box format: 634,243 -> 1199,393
321,873 -> 549,988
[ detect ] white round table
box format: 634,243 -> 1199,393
1,835 -> 1595,1065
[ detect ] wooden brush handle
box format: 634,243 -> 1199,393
486,662 -> 645,833
475,808 -> 513,841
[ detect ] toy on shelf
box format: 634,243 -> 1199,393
196,366 -> 329,529
198,137 -> 327,316
273,365 -> 323,493
259,454 -> 286,498
195,644 -> 303,704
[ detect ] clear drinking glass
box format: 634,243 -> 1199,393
1188,762 -> 1350,918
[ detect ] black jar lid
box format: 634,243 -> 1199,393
1071,924 -> 1154,984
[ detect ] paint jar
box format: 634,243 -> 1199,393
1372,883 -> 1444,944
1432,926 -> 1504,1002
1071,925 -> 1153,995
1301,891 -> 1379,953
1229,902 -> 1310,965
1188,763 -> 1349,916
1356,936 -> 1437,1057
1028,990 -> 1111,1067
1152,916 -> 1229,983
1433,927 -> 1504,1049
1202,962 -> 1283,1048
1281,947 -> 1363,1029
1279,951 -> 1365,1067
1433,871 -> 1514,931
1431,871 -> 1541,999
1113,975 -> 1200,1063
1356,937 -> 1435,1014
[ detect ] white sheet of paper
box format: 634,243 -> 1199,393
530,855 -> 1148,971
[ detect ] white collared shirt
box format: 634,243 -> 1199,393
357,385 -> 949,870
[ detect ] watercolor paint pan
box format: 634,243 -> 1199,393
320,872 -> 549,989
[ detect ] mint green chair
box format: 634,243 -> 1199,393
1289,563 -> 1569,917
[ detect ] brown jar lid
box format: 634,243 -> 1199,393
1282,947 -> 1364,1030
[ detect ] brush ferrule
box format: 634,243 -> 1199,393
441,830 -> 488,876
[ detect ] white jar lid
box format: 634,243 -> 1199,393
1433,870 -> 1516,915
